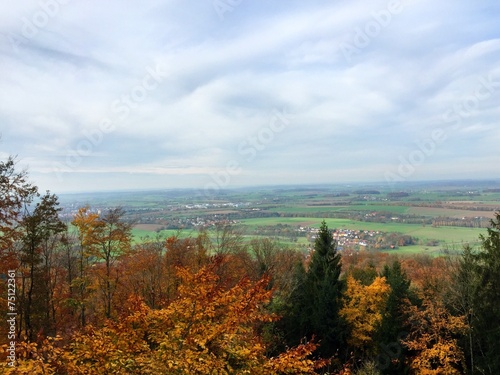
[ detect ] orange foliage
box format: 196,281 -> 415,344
403,297 -> 467,374
340,275 -> 391,350
401,256 -> 451,294
0,337 -> 66,374
341,251 -> 390,273
1,260 -> 327,374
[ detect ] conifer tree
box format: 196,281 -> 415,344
284,220 -> 344,359
464,213 -> 500,374
377,260 -> 413,373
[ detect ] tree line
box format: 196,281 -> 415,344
1,156 -> 500,374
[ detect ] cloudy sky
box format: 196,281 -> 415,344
1,0 -> 499,193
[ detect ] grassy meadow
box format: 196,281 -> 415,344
61,183 -> 498,254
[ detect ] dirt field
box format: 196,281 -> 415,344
407,206 -> 497,219
134,224 -> 164,231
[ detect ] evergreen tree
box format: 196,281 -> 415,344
280,259 -> 309,347
377,260 -> 413,374
466,213 -> 500,374
309,220 -> 343,357
450,245 -> 478,374
451,213 -> 500,374
283,220 -> 344,359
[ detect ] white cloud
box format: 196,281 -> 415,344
0,0 -> 499,192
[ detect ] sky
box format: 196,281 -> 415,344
0,0 -> 499,194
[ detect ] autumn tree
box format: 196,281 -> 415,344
56,230 -> 81,331
97,208 -> 132,319
401,255 -> 449,296
247,238 -> 303,295
0,156 -> 38,253
0,336 -> 66,374
211,220 -> 245,255
71,207 -> 133,321
1,156 -> 37,344
120,233 -> 209,310
69,261 -> 327,374
17,191 -> 66,341
340,275 -> 390,356
71,206 -> 102,327
403,297 -> 467,374
1,259 -> 328,374
119,239 -> 167,310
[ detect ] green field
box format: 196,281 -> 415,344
275,204 -> 410,214
131,217 -> 486,253
239,217 -> 485,249
131,228 -> 194,243
61,182 -> 498,254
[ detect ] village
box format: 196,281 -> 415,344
301,226 -> 412,251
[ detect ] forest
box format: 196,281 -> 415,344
1,156 -> 500,374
